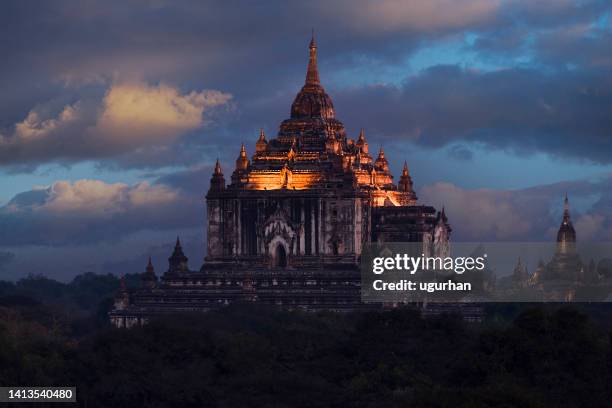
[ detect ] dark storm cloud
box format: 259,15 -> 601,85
154,164 -> 213,194
535,25 -> 612,68
334,63 -> 612,163
0,0 -> 430,125
4,0 -> 610,170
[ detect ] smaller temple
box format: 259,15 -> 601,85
532,194 -> 583,285
168,237 -> 189,273
498,194 -> 612,301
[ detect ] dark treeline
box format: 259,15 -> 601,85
0,272 -> 139,336
1,274 -> 612,407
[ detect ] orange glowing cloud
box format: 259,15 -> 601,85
0,82 -> 232,169
97,82 -> 232,146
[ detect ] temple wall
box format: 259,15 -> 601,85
207,200 -> 223,257
207,194 -> 374,263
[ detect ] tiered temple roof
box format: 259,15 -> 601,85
223,34 -> 416,207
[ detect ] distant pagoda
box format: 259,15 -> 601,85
505,194 -> 606,301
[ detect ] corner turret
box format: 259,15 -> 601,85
398,161 -> 413,191
209,159 -> 226,192
168,236 -> 189,273
356,128 -> 369,154
235,143 -> 249,171
375,147 -> 390,173
256,128 -> 267,153
398,161 -> 417,204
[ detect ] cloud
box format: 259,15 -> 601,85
3,0 -> 612,281
1,0 -> 611,173
154,164 -> 214,193
0,82 -> 231,170
421,182 -> 536,240
447,145 -> 474,161
574,213 -> 608,241
336,0 -> 501,32
534,23 -> 612,68
419,176 -> 612,241
0,178 -> 201,246
334,64 -> 612,164
14,103 -> 81,141
97,83 -> 231,146
0,251 -> 15,271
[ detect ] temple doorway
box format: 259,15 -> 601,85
274,244 -> 287,268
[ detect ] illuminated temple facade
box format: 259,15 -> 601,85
110,37 -> 451,327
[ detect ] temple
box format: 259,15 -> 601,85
110,36 -> 451,327
503,195 -> 606,301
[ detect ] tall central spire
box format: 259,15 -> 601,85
563,193 -> 570,224
289,34 -> 336,120
557,194 -> 576,250
305,32 -> 320,86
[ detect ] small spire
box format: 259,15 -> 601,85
236,143 -> 249,170
557,192 -> 576,247
143,256 -> 157,288
398,160 -> 414,196
210,158 -> 226,192
145,257 -> 155,275
402,161 -> 409,176
562,193 -> 571,224
169,235 -> 189,273
378,146 -> 385,160
256,129 -> 267,153
438,206 -> 447,223
356,129 -> 368,153
305,31 -> 320,86
214,158 -> 222,175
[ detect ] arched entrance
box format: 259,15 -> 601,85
274,244 -> 287,268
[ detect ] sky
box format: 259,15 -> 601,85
1,0 -> 612,280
